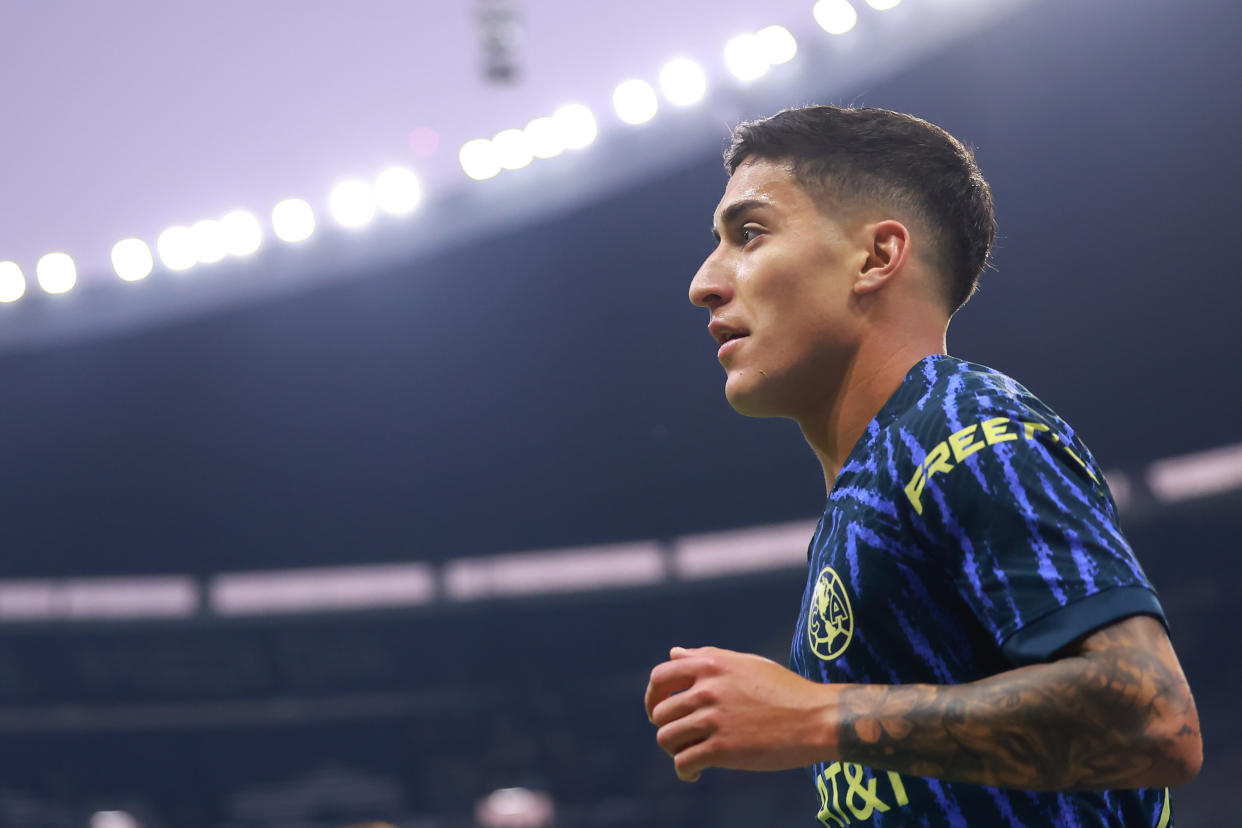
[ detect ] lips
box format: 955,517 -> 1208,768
708,321 -> 749,345
717,333 -> 748,360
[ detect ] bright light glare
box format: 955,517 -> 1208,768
493,128 -> 534,170
460,138 -> 502,180
329,179 -> 377,228
866,0 -> 901,9
0,261 -> 25,302
524,117 -> 564,159
220,211 -> 262,256
36,252 -> 76,295
659,58 -> 708,106
477,788 -> 554,823
724,34 -> 770,82
552,103 -> 597,150
374,167 -> 422,214
814,0 -> 859,34
90,811 -> 140,828
157,226 -> 195,271
613,79 -> 658,125
190,219 -> 227,264
757,25 -> 798,64
272,198 -> 315,243
111,238 -> 154,281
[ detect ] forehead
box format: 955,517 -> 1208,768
715,158 -> 815,220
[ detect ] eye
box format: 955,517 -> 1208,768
739,225 -> 763,244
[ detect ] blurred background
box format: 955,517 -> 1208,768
0,0 -> 1238,825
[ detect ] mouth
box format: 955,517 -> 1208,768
717,334 -> 748,360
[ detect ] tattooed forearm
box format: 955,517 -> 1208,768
835,615 -> 1202,790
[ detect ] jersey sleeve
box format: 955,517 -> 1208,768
901,400 -> 1165,666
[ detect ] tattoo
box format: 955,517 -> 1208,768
836,615 -> 1201,790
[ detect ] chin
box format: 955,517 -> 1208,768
724,371 -> 784,418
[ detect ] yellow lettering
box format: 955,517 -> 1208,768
842,763 -> 890,820
923,441 -> 954,478
822,763 -> 851,825
1062,446 -> 1100,483
886,771 -> 910,807
908,414 -> 1113,518
816,772 -> 849,826
904,465 -> 927,515
980,416 -> 1017,445
904,442 -> 953,516
1022,421 -> 1050,440
948,424 -> 985,462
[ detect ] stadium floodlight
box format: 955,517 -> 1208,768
220,210 -> 263,256
0,261 -> 25,302
613,79 -> 659,125
814,0 -> 859,34
111,238 -> 154,281
460,138 -> 503,180
552,103 -> 597,150
157,226 -> 196,271
36,252 -> 76,295
272,198 -> 315,243
658,58 -> 708,106
724,33 -> 770,82
329,179 -> 377,228
757,25 -> 798,64
492,128 -> 534,170
866,0 -> 902,9
524,117 -> 565,159
190,219 -> 227,264
374,166 -> 422,214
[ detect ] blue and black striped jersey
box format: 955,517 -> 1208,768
791,355 -> 1171,827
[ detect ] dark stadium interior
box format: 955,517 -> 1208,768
1,0 -> 1238,825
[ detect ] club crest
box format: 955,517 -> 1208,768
808,565 -> 854,661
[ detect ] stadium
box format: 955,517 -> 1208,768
0,0 -> 1236,825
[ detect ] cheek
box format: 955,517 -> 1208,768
752,293 -> 853,384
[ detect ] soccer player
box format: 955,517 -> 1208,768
643,106 -> 1202,826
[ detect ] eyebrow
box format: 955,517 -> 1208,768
711,198 -> 771,241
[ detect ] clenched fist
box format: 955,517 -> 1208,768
644,645 -> 840,782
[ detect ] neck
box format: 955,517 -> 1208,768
797,331 -> 947,494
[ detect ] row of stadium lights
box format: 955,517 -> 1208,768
0,0 -> 898,305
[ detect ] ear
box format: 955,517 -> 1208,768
854,220 -> 911,296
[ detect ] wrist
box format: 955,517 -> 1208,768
806,679 -> 847,763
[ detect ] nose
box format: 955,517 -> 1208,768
689,248 -> 731,310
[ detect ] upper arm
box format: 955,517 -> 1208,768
1062,614 -> 1203,785
1062,613 -> 1173,659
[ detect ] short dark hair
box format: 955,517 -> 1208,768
724,105 -> 997,314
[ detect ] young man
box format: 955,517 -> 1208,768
644,106 -> 1201,826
